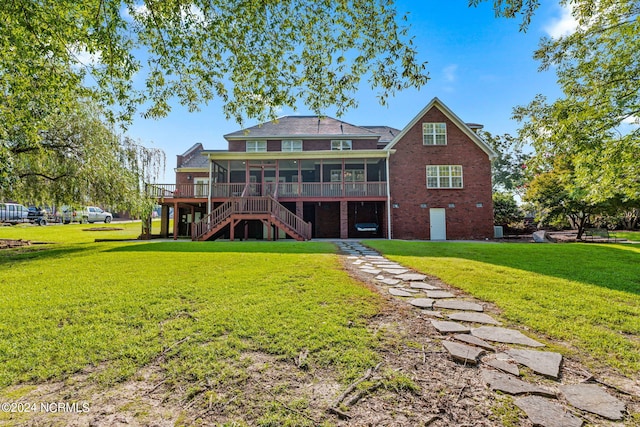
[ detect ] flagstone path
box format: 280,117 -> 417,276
336,241 -> 631,427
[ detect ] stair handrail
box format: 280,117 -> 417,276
267,196 -> 311,240
192,199 -> 234,240
193,195 -> 312,241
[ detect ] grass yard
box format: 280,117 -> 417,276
0,220 -> 146,244
612,230 -> 640,242
0,225 -> 387,425
2,223 -> 639,425
367,240 -> 640,376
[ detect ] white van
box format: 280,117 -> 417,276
0,203 -> 29,224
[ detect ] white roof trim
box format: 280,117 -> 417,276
383,97 -> 497,160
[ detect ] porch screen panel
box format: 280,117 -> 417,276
301,160 -> 320,196
278,160 -> 299,197
228,161 -> 246,196
323,159 -> 343,197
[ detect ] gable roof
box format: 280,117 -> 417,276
224,116 -> 380,140
177,143 -> 208,168
384,97 -> 497,160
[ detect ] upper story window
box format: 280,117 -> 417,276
331,139 -> 352,150
426,165 -> 463,188
246,140 -> 267,152
423,123 -> 447,145
282,139 -> 302,151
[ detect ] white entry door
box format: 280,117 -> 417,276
429,208 -> 447,240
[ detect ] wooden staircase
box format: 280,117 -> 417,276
192,196 -> 312,241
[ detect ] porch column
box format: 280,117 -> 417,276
173,202 -> 179,240
340,200 -> 348,239
296,201 -> 303,219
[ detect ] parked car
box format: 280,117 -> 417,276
83,206 -> 113,224
27,206 -> 52,226
0,203 -> 29,224
58,206 -> 113,224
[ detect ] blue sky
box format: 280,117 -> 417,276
125,1 -> 574,181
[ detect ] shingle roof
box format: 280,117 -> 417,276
177,143 -> 208,168
179,152 -> 209,168
361,126 -> 402,144
224,116 -> 380,139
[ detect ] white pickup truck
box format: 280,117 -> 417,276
59,206 -> 113,224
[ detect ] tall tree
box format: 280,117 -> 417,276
3,100 -> 164,213
472,0 -> 640,203
481,131 -> 529,194
523,156 -> 599,239
1,0 -> 428,131
1,0 -> 427,205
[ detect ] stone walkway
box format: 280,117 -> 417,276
336,241 -> 631,427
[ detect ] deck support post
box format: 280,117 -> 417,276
230,217 -> 240,241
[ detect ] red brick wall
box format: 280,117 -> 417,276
389,106 -> 494,240
226,139 -> 379,152
175,172 -> 209,185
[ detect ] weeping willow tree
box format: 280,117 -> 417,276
1,100 -> 164,217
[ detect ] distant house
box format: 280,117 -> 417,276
147,97 -> 496,241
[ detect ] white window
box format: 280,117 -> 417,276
246,140 -> 267,152
331,139 -> 352,150
423,123 -> 447,145
281,139 -> 302,151
426,165 -> 463,188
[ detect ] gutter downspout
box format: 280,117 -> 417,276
208,158 -> 213,216
385,150 -> 392,240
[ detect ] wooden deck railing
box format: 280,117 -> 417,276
277,182 -> 387,197
146,183 -> 246,198
268,196 -> 312,240
147,182 -> 387,199
192,196 -> 311,241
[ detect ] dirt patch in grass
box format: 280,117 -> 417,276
0,308 -> 499,427
2,254 -> 637,426
0,239 -> 31,250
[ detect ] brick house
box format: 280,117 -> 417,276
147,97 -> 496,240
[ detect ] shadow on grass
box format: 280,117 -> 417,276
367,241 -> 640,295
106,240 -> 338,255
0,244 -> 89,265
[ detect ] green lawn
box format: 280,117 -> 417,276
611,230 -> 640,242
2,224 -> 639,423
0,234 -> 382,393
0,220 -> 145,244
367,240 -> 640,376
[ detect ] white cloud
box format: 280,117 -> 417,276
70,45 -> 101,68
443,64 -> 457,83
544,4 -> 579,38
622,115 -> 639,125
